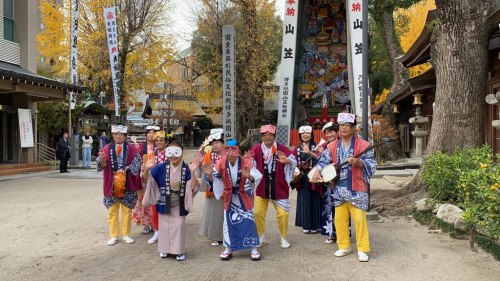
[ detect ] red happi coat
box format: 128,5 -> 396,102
215,156 -> 255,211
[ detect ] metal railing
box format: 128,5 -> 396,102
34,142 -> 57,170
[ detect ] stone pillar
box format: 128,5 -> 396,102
409,107 -> 429,157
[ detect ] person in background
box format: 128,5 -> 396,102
98,132 -> 110,150
198,128 -> 225,247
57,132 -> 70,173
318,121 -> 340,244
82,130 -> 93,169
293,125 -> 322,234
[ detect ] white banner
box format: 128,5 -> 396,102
276,0 -> 299,145
104,7 -> 120,116
222,26 -> 236,139
347,0 -> 364,116
18,109 -> 34,148
69,0 -> 79,109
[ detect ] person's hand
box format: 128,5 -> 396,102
301,143 -> 311,155
189,158 -> 201,172
276,151 -> 289,164
140,163 -> 145,172
202,163 -> 213,176
242,164 -> 251,179
243,151 -> 254,160
98,150 -> 105,159
145,158 -> 155,169
316,146 -> 325,154
346,157 -> 363,167
310,168 -> 323,183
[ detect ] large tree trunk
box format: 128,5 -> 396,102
426,0 -> 492,154
372,3 -> 406,92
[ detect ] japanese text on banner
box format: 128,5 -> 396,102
104,7 -> 120,116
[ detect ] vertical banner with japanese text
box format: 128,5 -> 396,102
18,109 -> 34,148
347,0 -> 364,117
69,0 -> 79,109
277,0 -> 299,145
104,7 -> 120,116
222,26 -> 236,139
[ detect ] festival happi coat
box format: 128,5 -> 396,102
211,141 -> 263,251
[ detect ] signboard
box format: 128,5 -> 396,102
347,0 -> 364,116
18,109 -> 34,148
222,25 -> 236,139
104,6 -> 120,116
276,0 -> 299,145
69,0 -> 79,109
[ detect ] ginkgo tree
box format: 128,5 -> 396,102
37,0 -> 176,111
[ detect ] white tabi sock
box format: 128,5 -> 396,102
223,247 -> 232,254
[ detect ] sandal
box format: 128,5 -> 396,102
325,237 -> 336,244
219,252 -> 233,261
159,252 -> 168,258
176,254 -> 186,261
302,229 -> 311,234
280,239 -> 291,249
211,241 -> 221,246
250,251 -> 261,261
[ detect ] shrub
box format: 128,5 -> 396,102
459,162 -> 499,240
421,146 -> 493,204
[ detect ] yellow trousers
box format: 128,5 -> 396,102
107,202 -> 132,238
334,202 -> 370,252
254,196 -> 289,238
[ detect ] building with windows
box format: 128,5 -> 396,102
0,0 -> 84,164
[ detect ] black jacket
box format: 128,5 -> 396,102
57,137 -> 70,159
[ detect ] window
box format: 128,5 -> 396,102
3,0 -> 14,41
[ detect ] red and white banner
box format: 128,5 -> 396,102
347,0 -> 365,117
69,0 -> 79,109
277,0 -> 299,145
104,6 -> 120,116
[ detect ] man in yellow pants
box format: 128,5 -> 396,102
97,124 -> 142,246
250,125 -> 297,249
312,113 -> 377,262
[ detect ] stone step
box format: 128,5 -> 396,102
0,164 -> 51,176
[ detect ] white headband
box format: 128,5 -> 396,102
207,128 -> 223,142
322,122 -> 334,132
298,126 -> 313,134
111,125 -> 128,134
337,113 -> 356,125
146,125 -> 160,131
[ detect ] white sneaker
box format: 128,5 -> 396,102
280,237 -> 291,249
107,237 -> 119,246
159,252 -> 168,258
358,251 -> 369,262
334,248 -> 353,257
148,231 -> 159,244
122,236 -> 135,244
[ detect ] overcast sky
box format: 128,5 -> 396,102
170,0 -> 284,51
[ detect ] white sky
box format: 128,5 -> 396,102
169,0 -> 284,51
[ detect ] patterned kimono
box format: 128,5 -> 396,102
143,161 -> 198,255
316,137 -> 377,210
212,156 -> 263,251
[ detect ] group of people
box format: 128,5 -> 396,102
96,112 -> 376,263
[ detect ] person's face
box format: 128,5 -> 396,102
155,137 -> 167,149
300,132 -> 312,143
63,133 -> 68,139
85,131 -> 89,136
324,130 -> 337,141
168,145 -> 183,166
338,123 -> 355,139
211,140 -> 223,153
102,132 -> 106,137
261,132 -> 275,147
112,133 -> 126,144
146,130 -> 155,141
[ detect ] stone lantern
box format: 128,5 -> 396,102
409,95 -> 428,157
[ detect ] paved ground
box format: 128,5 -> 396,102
0,151 -> 498,281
